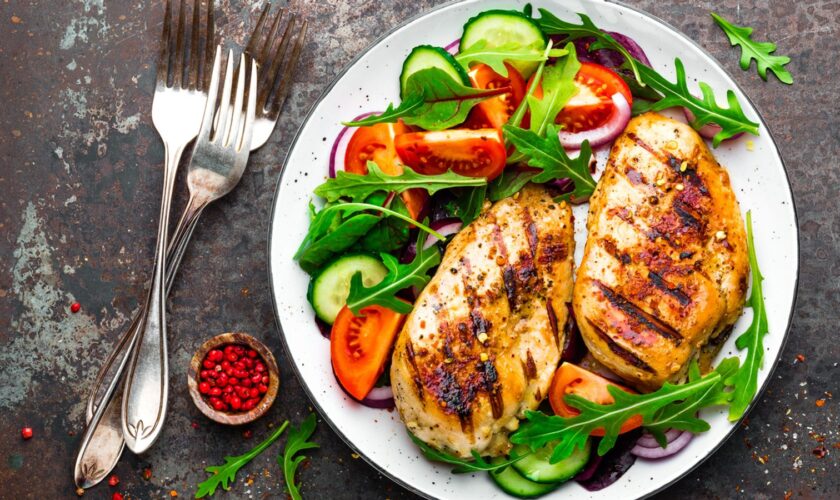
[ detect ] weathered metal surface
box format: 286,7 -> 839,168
0,0 -> 837,498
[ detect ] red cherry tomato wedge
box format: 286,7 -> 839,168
345,122 -> 428,220
549,362 -> 643,436
331,304 -> 407,401
527,61 -> 632,134
464,63 -> 526,130
394,128 -> 507,180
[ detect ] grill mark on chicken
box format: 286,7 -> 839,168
672,200 -> 703,232
523,350 -> 537,379
602,238 -> 633,265
536,234 -> 568,266
627,132 -> 659,158
405,343 -> 425,402
470,310 -> 492,339
585,317 -> 656,373
546,298 -> 560,348
523,207 -> 539,258
595,281 -> 684,344
481,360 -> 503,419
628,132 -> 711,198
648,271 -> 692,306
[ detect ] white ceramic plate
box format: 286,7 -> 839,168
268,1 -> 799,498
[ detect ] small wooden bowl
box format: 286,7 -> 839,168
187,332 -> 280,425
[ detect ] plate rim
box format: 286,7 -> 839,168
265,0 -> 801,498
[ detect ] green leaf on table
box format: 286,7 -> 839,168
195,421 -> 289,498
527,42 -> 580,135
343,93 -> 425,126
314,161 -> 486,203
346,233 -> 440,315
455,40 -> 560,77
502,123 -> 595,201
633,58 -> 760,147
711,12 -> 793,84
725,211 -> 769,421
280,414 -> 319,500
409,433 -> 528,473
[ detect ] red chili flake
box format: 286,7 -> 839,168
70,302 -> 81,313
112,493 -> 124,500
108,475 -> 119,487
784,492 -> 793,500
242,429 -> 253,439
812,445 -> 828,458
816,399 -> 826,407
832,442 -> 840,449
21,427 -> 33,440
190,421 -> 199,429
142,467 -> 152,480
795,354 -> 805,363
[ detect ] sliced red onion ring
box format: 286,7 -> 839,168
683,107 -> 745,142
315,316 -> 331,339
559,92 -> 631,150
423,218 -> 463,249
360,385 -> 395,409
444,38 -> 460,55
328,111 -> 377,178
605,31 -> 651,66
631,430 -> 693,459
634,428 -> 683,448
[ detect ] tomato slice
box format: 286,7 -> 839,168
394,128 -> 507,180
344,122 -> 428,220
464,63 -> 526,130
331,304 -> 407,401
527,62 -> 632,133
549,362 -> 643,436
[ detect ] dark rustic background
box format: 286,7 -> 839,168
1,0 -> 837,498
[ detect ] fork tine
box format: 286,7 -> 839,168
268,18 -> 306,118
258,14 -> 295,113
239,57 -> 259,152
203,0 -> 215,91
156,0 -> 173,88
225,53 -> 248,148
245,4 -> 270,57
172,0 -> 187,88
188,0 -> 200,89
259,7 -> 284,69
197,45 -> 223,142
213,49 -> 235,143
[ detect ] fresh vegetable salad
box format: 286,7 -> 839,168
295,5 -> 767,497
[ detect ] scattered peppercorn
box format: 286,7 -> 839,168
795,354 -> 805,363
112,493 -> 124,500
816,399 -> 826,407
75,487 -> 85,497
142,467 -> 152,480
242,429 -> 253,439
21,427 -> 33,440
169,490 -> 178,497
70,302 -> 81,313
198,344 -> 268,413
191,421 -> 199,429
813,445 -> 828,458
108,475 -> 120,487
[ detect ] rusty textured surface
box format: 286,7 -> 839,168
0,0 -> 837,498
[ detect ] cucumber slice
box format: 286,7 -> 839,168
310,254 -> 387,324
512,439 -> 591,484
399,45 -> 470,98
489,458 -> 560,498
459,10 -> 547,78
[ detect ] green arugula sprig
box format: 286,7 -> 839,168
725,211 -> 768,420
497,124 -> 595,202
314,162 -> 486,203
195,421 -> 290,498
346,232 -> 441,314
455,40 -> 567,77
294,202 -> 444,273
409,433 -> 529,473
450,185 -> 487,226
280,414 -> 319,500
507,40 -> 554,130
711,13 -> 793,84
526,43 -> 580,136
344,67 -> 510,130
633,59 -> 759,146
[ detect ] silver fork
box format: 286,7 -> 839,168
84,3 -> 307,425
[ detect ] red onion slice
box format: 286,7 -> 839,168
360,385 -> 395,409
683,107 -> 745,142
315,316 -> 331,338
328,111 -> 377,178
423,218 -> 463,249
631,430 -> 693,459
444,38 -> 460,55
559,92 -> 631,150
634,428 -> 683,449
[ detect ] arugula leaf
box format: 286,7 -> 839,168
725,211 -> 768,420
633,58 -> 760,147
455,40 -> 561,77
280,414 -> 319,500
511,367 -> 729,463
450,185 -> 487,226
711,13 -> 793,84
409,433 -> 528,473
343,93 -> 425,126
527,43 -> 580,135
295,202 -> 444,274
196,421 -> 289,498
535,9 -> 644,86
350,68 -> 509,130
314,162 -> 486,203
346,233 -> 440,314
357,194 -> 411,253
502,123 -> 596,201
488,168 -> 539,202
507,40 -> 554,130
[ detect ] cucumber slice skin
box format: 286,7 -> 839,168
310,254 -> 387,324
512,439 -> 592,484
399,45 -> 471,98
459,10 -> 548,78
489,458 -> 560,498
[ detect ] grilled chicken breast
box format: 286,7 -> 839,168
574,112 -> 749,390
391,185 -> 574,458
